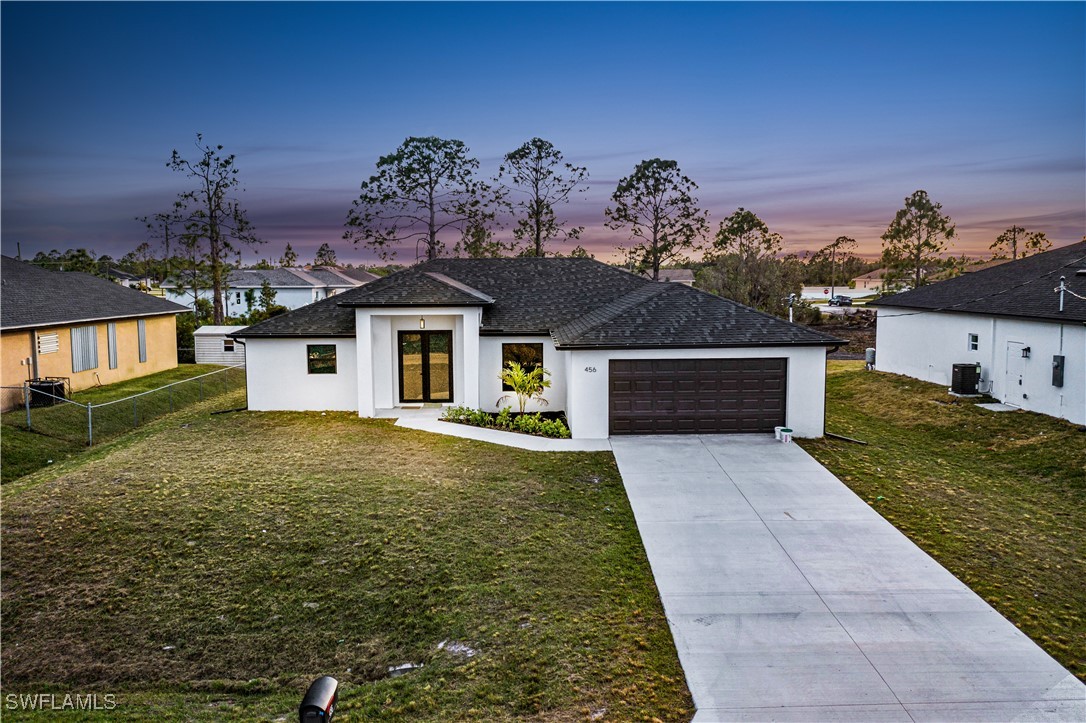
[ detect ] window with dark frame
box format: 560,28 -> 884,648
501,343 -> 543,391
307,344 -> 337,374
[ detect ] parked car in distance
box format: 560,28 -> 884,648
828,295 -> 853,306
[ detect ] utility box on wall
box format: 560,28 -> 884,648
1052,355 -> 1065,387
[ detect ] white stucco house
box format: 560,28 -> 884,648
163,266 -> 365,314
872,241 -> 1085,425
231,258 -> 844,440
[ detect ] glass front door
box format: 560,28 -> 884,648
399,331 -> 453,403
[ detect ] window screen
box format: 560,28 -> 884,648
307,344 -> 337,374
137,319 -> 147,363
107,323 -> 118,369
502,343 -> 543,391
71,325 -> 99,373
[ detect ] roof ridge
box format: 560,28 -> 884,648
285,267 -> 323,286
552,282 -> 669,343
423,271 -> 495,303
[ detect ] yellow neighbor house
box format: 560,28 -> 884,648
1,256 -> 189,411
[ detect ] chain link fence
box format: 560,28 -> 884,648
2,365 -> 245,446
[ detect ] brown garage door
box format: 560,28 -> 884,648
609,358 -> 787,435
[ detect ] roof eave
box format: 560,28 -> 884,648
1,308 -> 188,332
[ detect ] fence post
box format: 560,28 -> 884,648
133,398 -> 138,427
170,385 -> 174,413
87,404 -> 93,446
25,384 -> 32,430
199,377 -> 204,402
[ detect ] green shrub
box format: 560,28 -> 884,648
442,406 -> 571,439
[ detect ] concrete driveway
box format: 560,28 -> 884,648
611,435 -> 1085,722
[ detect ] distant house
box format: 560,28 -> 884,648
643,268 -> 696,286
0,256 -> 189,411
871,242 -> 1085,425
194,325 -> 247,366
162,267 -> 368,314
851,269 -> 886,291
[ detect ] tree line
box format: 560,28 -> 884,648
29,134 -> 1057,325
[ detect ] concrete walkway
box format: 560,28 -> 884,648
383,407 -> 612,452
611,435 -> 1085,722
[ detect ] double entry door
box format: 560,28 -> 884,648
398,330 -> 453,403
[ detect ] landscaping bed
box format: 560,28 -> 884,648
440,405 -> 571,439
1,410 -> 692,720
800,361 -> 1086,682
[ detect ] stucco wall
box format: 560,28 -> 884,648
244,337 -> 358,411
1,330 -> 34,410
356,307 -> 483,416
478,336 -> 568,413
1,315 -> 179,411
875,308 -> 1084,425
164,286 -> 318,312
566,346 -> 829,439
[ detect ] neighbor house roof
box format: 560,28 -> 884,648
234,257 -> 844,348
326,266 -> 380,283
643,268 -> 696,284
870,241 -> 1086,323
1,256 -> 189,331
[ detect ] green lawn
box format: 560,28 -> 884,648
800,361 -> 1086,681
2,365 -> 239,483
1,406 -> 692,721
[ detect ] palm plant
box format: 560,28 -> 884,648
497,361 -> 551,413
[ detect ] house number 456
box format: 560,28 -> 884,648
584,366 -> 597,373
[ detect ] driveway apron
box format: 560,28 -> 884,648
611,435 -> 1085,722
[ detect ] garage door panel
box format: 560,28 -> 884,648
609,357 -> 787,435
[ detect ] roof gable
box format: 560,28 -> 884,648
871,242 -> 1086,323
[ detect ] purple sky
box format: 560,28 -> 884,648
2,2 -> 1083,266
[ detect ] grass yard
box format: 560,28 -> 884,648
800,361 -> 1086,681
1,404 -> 692,720
2,364 -> 240,483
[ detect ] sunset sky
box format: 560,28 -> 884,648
2,2 -> 1083,266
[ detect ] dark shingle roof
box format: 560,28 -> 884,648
1,256 -> 188,330
330,266 -> 380,283
871,242 -> 1086,323
305,268 -> 361,287
232,293 -> 356,338
337,269 -> 495,307
553,283 -> 843,348
235,257 -> 843,348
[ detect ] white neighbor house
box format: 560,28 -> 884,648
872,241 -> 1086,425
232,258 -> 843,440
163,267 -> 365,313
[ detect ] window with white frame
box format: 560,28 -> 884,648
967,333 -> 979,351
223,339 -> 235,352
